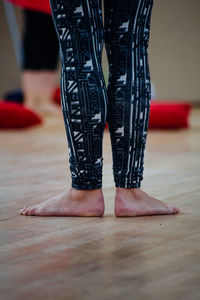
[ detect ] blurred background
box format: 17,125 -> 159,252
0,0 -> 200,104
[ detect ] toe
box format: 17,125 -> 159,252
27,208 -> 35,216
23,207 -> 30,215
158,204 -> 176,215
21,207 -> 28,215
166,205 -> 179,214
20,207 -> 26,214
27,207 -> 33,216
173,206 -> 180,214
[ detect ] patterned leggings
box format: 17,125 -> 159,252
49,0 -> 154,190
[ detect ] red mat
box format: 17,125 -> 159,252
6,0 -> 51,15
149,101 -> 191,129
0,102 -> 42,129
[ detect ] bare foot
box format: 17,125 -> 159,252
115,188 -> 180,217
20,188 -> 104,217
38,102 -> 61,116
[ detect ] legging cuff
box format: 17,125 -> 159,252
69,157 -> 103,190
113,168 -> 143,189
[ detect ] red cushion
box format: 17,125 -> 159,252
149,101 -> 191,129
6,0 -> 51,15
0,102 -> 42,129
53,87 -> 61,105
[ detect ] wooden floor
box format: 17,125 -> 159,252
0,108 -> 200,300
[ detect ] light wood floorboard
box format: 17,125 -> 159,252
0,108 -> 200,300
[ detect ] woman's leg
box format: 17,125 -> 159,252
20,0 -> 107,216
21,9 -> 60,115
22,9 -> 59,70
51,0 -> 107,190
104,0 -> 179,216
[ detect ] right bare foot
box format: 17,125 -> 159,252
20,188 -> 104,217
115,188 -> 180,217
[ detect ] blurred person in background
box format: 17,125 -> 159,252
5,0 -> 61,115
21,8 -> 60,115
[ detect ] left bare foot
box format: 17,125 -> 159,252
115,187 -> 180,217
20,188 -> 104,217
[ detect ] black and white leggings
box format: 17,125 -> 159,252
49,0 -> 154,190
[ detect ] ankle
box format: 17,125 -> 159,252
116,187 -> 141,195
70,187 -> 103,200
